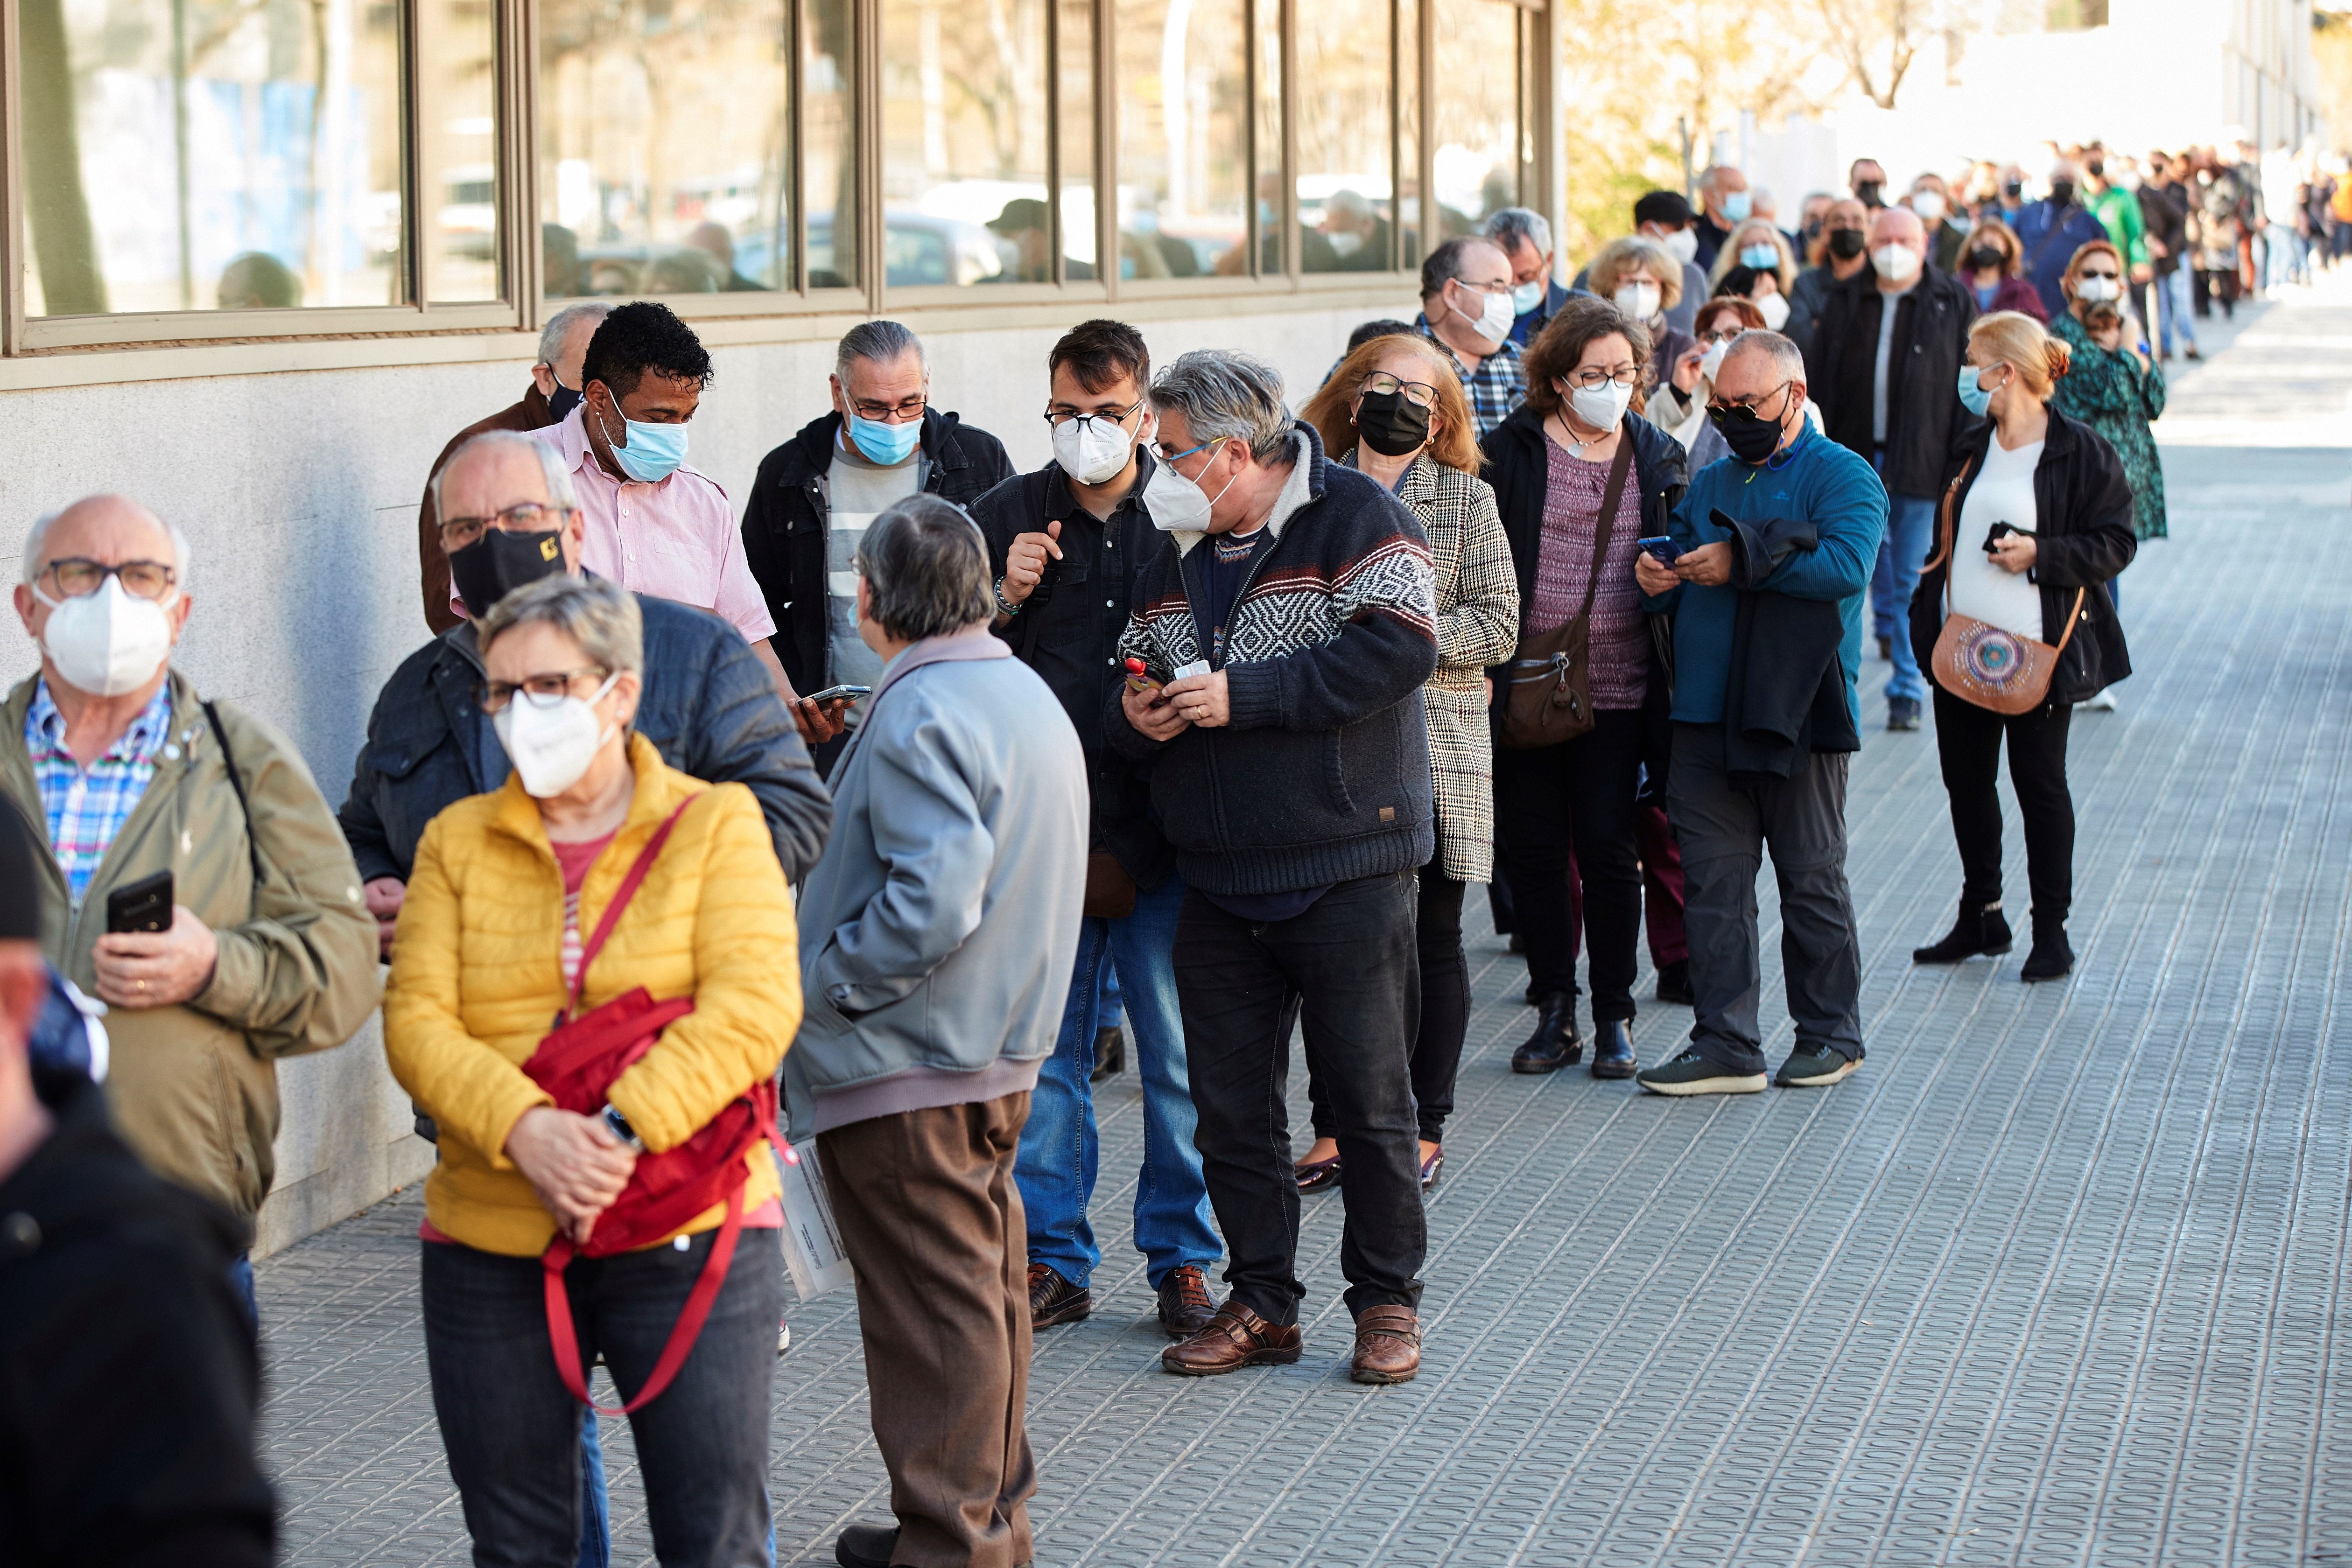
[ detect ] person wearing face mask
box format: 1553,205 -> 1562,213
1705,221 -> 1798,327
1994,165 -> 2029,228
1690,166 -> 1752,273
1784,197 -> 1871,355
1804,203 -> 1977,731
1570,192 -> 1714,336
966,320 -> 1224,1343
1956,220 -> 2049,321
1632,330 -> 1885,1096
1907,174 -> 1972,273
1484,207 -> 1571,344
1910,313 -> 2135,982
1586,236 -> 1694,395
383,572 -> 800,1568
418,302 -> 611,636
1849,159 -> 1889,213
741,320 -> 1014,774
2078,145 -> 2153,298
1411,237 -> 1528,441
1296,331 -> 1517,1192
2014,160 -> 2113,315
1657,298 -> 1783,469
1477,298 -> 1690,1078
4,495 -> 380,1299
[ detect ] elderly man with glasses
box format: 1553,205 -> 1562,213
5,494 -> 381,1314
1413,236 -> 1527,441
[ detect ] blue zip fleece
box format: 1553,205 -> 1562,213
1642,426 -> 1887,729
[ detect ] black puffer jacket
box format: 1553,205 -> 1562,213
1909,407 -> 2137,709
739,407 -> 1014,694
1805,265 -> 1977,498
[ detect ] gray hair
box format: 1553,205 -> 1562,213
477,572 -> 644,676
429,430 -> 580,532
1485,206 -> 1553,258
21,501 -> 193,593
835,319 -> 926,380
1148,349 -> 1293,465
854,495 -> 992,642
1722,329 -> 1806,384
536,301 -> 612,371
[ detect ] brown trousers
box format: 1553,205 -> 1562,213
818,1093 -> 1037,1568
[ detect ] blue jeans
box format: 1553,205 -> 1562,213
1015,870 -> 1220,1289
2159,269 -> 2197,351
1871,489 -> 1937,702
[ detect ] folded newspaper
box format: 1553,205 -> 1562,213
776,1140 -> 855,1301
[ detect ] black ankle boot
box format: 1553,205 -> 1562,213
1912,901 -> 2014,964
2020,916 -> 2074,982
1590,1018 -> 1637,1079
1512,993 -> 1583,1074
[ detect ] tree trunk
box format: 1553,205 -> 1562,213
18,0 -> 110,315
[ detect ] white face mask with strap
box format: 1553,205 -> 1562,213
35,577 -> 178,698
493,673 -> 621,797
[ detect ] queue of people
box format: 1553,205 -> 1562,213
2,154 -> 2161,1568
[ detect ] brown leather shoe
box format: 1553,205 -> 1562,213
1160,1301 -> 1302,1376
1156,1264 -> 1219,1339
1028,1262 -> 1092,1329
1350,1304 -> 1422,1385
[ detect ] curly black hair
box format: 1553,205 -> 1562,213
580,300 -> 715,400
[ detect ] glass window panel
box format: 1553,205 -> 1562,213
419,0 -> 499,301
879,0 -> 1047,288
804,0 -> 856,287
1432,0 -> 1518,240
539,0 -> 792,297
1296,0 -> 1391,273
1115,0 -> 1245,280
20,0 -> 403,316
1397,0 -> 1420,263
1057,0 -> 1096,282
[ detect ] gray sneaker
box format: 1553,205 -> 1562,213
1636,1048 -> 1767,1096
1775,1044 -> 1861,1087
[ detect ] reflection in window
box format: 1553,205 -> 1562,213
419,0 -> 498,301
804,0 -> 856,287
1115,0 -> 1245,280
1433,0 -> 1520,241
20,0 -> 402,316
879,0 -> 1046,288
539,0 -> 791,297
1296,0 -> 1392,273
1058,0 -> 1096,282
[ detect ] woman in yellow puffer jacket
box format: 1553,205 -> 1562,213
384,572 -> 799,1565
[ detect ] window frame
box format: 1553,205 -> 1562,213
0,0 -> 1544,361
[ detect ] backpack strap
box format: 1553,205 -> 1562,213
567,793 -> 703,1016
200,701 -> 267,889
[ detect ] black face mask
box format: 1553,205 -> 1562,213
547,380 -> 583,422
1709,393 -> 1790,465
1966,245 -> 2007,273
448,527 -> 566,620
1355,388 -> 1432,458
1854,180 -> 1883,208
2049,180 -> 2076,209
1827,227 -> 1867,261
2084,159 -> 2105,179
2002,180 -> 2024,200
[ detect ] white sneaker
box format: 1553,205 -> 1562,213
777,1320 -> 791,1356
2075,689 -> 2119,712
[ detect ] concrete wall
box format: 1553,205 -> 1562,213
0,290 -> 1418,1255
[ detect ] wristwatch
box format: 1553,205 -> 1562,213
601,1104 -> 646,1154
993,576 -> 1022,617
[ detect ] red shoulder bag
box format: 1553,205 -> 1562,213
519,795 -> 786,1415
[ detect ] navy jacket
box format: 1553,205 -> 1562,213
338,592 -> 831,885
2014,200 -> 2112,315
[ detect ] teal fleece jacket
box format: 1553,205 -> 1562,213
1640,426 -> 1888,730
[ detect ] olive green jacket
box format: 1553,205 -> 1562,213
1,670 -> 381,1218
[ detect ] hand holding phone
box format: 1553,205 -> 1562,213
1636,535 -> 1684,566
1123,657 -> 1163,697
803,684 -> 871,704
106,869 -> 173,935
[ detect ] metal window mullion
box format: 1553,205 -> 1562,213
1279,0 -> 1296,283
399,0 -> 422,308
1046,0 -> 1061,286
858,0 -> 881,312
789,0 -> 806,293
1417,0 -> 1434,269
506,0 -> 542,321
2,0 -> 26,353
1095,0 -> 1114,303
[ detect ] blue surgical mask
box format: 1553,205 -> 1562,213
1957,364 -> 1996,418
1722,190 -> 1753,222
1740,243 -> 1779,271
594,402 -> 689,483
847,412 -> 921,466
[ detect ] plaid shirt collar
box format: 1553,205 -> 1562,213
1415,313 -> 1526,441
25,677 -> 175,767
25,678 -> 176,910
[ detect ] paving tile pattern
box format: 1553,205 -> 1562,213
258,292 -> 2352,1567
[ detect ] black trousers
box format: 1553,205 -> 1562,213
1309,865 -> 1468,1146
1177,872 -> 1425,1324
1492,708 -> 1646,1019
1933,690 -> 2075,923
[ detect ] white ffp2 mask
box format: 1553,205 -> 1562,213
493,673 -> 621,798
1052,413 -> 1140,487
36,577 -> 176,698
1142,443 -> 1242,533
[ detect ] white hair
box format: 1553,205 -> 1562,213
429,430 -> 582,530
21,504 -> 193,594
536,301 -> 612,371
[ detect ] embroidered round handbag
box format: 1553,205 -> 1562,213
1922,456 -> 2085,717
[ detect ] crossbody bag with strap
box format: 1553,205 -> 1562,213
1923,454 -> 2085,717
1499,432 -> 1636,750
518,793 -> 788,1416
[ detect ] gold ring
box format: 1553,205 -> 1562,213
137,980 -> 147,993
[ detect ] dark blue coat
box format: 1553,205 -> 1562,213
338,591 -> 831,885
2013,199 -> 2112,316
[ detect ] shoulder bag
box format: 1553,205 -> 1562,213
1499,431 -> 1635,749
519,793 -> 787,1416
1923,455 -> 2085,716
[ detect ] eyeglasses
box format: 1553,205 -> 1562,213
1359,372 -> 1439,409
439,501 -> 569,552
1697,326 -> 1745,347
1043,398 -> 1144,430
1559,366 -> 1640,392
476,665 -> 611,714
1708,380 -> 1793,420
848,394 -> 927,423
2077,268 -> 2121,281
1153,436 -> 1224,466
39,557 -> 176,602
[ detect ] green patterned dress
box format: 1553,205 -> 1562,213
2050,308 -> 2169,540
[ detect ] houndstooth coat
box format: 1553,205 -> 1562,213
1358,453 -> 1519,883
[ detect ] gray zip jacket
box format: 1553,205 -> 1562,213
784,626 -> 1088,1141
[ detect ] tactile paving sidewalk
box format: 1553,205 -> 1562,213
259,308 -> 2352,1567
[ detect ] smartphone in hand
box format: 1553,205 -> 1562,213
1636,536 -> 1684,566
803,684 -> 871,703
106,869 -> 173,935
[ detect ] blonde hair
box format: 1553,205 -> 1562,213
1968,311 -> 2072,400
1587,237 -> 1683,312
1302,333 -> 1481,475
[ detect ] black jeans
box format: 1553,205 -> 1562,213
421,1228 -> 786,1568
1492,708 -> 1646,1019
1310,866 -> 1467,1146
1933,690 -> 2075,923
1176,871 -> 1426,1323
